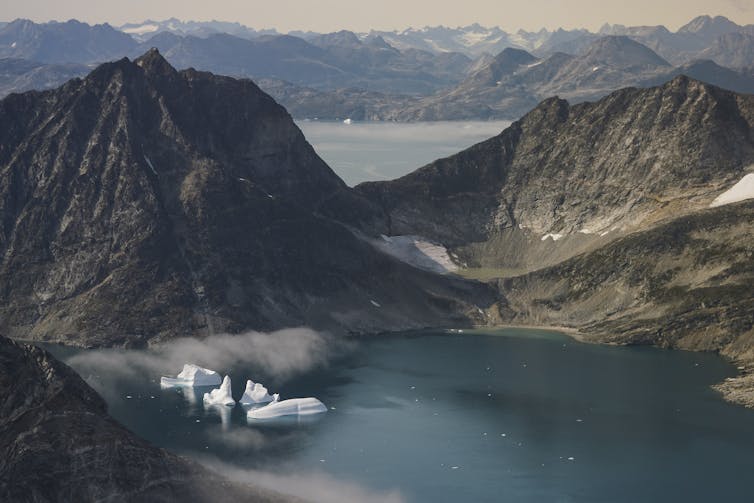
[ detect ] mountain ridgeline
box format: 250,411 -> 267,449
0,50 -> 492,347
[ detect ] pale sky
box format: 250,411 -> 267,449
3,0 -> 754,33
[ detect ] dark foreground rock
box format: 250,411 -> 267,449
0,335 -> 294,502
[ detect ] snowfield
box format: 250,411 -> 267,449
373,235 -> 457,274
710,173 -> 754,208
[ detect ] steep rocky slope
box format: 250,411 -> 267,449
0,335 -> 292,502
358,76 -> 754,271
0,49 -> 493,347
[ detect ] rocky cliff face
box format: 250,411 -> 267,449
0,335 -> 291,502
358,76 -> 754,271
0,49 -> 493,347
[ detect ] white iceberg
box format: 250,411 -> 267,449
239,380 -> 278,404
202,375 -> 236,406
343,118 -> 352,124
246,397 -> 327,419
160,363 -> 222,387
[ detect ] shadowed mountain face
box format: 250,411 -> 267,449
0,335 -> 293,502
0,49 -> 493,347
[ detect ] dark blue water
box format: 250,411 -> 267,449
46,329 -> 754,502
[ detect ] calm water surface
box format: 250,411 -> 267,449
47,329 -> 754,503
296,121 -> 511,186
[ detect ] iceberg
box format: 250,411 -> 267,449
247,397 -> 327,419
160,363 -> 222,387
202,375 -> 236,406
239,379 -> 277,404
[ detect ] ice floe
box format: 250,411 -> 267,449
160,363 -> 222,387
239,380 -> 277,404
247,397 -> 327,419
710,173 -> 754,208
203,375 -> 236,406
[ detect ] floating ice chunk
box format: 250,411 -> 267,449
370,300 -> 381,308
160,364 -> 222,387
247,397 -> 327,419
710,173 -> 754,207
203,375 -> 236,406
343,118 -> 352,124
239,380 -> 276,404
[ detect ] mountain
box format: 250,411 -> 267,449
355,76 -> 754,399
0,49 -> 492,347
0,335 -> 291,501
356,76 -> 754,268
699,32 -> 754,69
118,18 -> 276,41
390,37 -> 676,120
678,15 -> 745,42
0,58 -> 90,96
0,19 -> 138,63
367,24 -> 514,57
141,30 -> 471,95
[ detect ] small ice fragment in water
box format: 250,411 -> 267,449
567,457 -> 575,461
451,466 -> 460,470
126,395 -> 133,399
370,300 -> 381,307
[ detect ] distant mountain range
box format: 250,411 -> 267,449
1,15 -> 753,121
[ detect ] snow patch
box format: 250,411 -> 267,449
203,375 -> 235,406
239,379 -> 277,404
526,61 -> 543,68
592,66 -> 600,72
373,235 -> 457,274
160,363 -> 222,387
710,173 -> 754,207
541,233 -> 564,241
247,397 -> 327,419
123,24 -> 160,36
144,155 -> 158,175
10,42 -> 17,48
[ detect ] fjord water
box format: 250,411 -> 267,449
296,120 -> 511,186
50,329 -> 754,503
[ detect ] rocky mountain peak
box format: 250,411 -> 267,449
582,35 -> 670,68
134,47 -> 177,76
678,15 -> 739,36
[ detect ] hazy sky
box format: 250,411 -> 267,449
3,0 -> 754,33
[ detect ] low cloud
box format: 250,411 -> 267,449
66,328 -> 350,387
200,457 -> 406,503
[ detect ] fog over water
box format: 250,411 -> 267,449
297,120 -> 511,186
